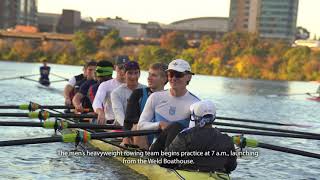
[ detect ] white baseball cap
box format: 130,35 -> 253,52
167,59 -> 194,75
190,100 -> 216,120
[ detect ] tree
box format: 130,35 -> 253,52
72,31 -> 97,58
99,29 -> 123,50
160,31 -> 187,50
138,46 -> 175,69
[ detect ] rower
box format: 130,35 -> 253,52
163,100 -> 237,174
317,85 -> 320,97
72,60 -> 97,112
73,60 -> 115,112
111,61 -> 146,126
63,61 -> 97,106
122,62 -> 168,148
39,60 -> 51,86
137,59 -> 200,151
93,56 -> 128,125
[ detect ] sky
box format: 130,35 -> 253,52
38,0 -> 320,38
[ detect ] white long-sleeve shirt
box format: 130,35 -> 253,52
92,78 -> 123,120
111,83 -> 146,126
138,90 -> 200,130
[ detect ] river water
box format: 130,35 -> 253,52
0,61 -> 319,180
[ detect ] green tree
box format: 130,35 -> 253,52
99,29 -> 123,50
138,46 -> 175,69
72,31 -> 97,58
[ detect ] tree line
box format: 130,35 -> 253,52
0,29 -> 319,81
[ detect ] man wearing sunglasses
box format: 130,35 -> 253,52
111,61 -> 146,126
93,56 -> 128,125
138,59 -> 200,151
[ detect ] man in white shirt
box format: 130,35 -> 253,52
111,61 -> 146,126
138,59 -> 200,150
93,56 -> 129,125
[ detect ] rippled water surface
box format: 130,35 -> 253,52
0,61 -> 319,179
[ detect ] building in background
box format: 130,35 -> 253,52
229,0 -> 299,42
56,9 -> 81,34
38,12 -> 60,32
0,0 -> 37,29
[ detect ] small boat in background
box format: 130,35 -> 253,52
307,96 -> 320,102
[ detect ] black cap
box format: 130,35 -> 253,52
115,55 -> 130,65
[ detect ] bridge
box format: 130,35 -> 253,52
0,31 -> 74,41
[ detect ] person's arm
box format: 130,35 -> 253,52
93,83 -> 107,125
64,85 -> 74,106
111,88 -> 125,126
124,89 -> 142,130
64,77 -> 76,106
72,93 -> 84,111
72,81 -> 89,112
137,94 -> 159,130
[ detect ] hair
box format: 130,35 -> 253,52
150,62 -> 168,78
84,60 -> 97,68
150,62 -> 168,84
97,60 -> 113,67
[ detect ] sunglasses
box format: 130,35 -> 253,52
167,71 -> 186,78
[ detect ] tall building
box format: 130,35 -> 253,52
229,0 -> 299,41
0,0 -> 37,29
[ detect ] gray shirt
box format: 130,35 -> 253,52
111,83 -> 146,126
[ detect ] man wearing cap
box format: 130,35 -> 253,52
93,56 -> 128,125
163,100 -> 237,175
64,61 -> 97,106
111,61 -> 146,126
137,59 -> 200,150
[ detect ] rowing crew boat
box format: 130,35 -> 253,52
60,120 -> 230,180
87,138 -> 230,180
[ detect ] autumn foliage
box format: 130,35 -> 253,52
1,30 -> 319,81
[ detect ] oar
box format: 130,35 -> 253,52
51,73 -> 69,81
0,74 -> 39,81
233,136 -> 320,159
50,79 -> 69,83
0,103 -> 74,111
0,111 -> 97,121
219,128 -> 320,140
267,92 -> 317,98
216,116 -> 310,128
20,77 -> 39,83
213,122 -> 319,137
0,121 -> 122,130
0,129 -> 160,147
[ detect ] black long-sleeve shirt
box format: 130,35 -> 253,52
164,127 -> 237,173
124,87 -> 153,130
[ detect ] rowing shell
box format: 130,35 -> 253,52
87,139 -> 230,180
60,126 -> 230,180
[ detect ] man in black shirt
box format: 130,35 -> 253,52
39,60 -> 51,86
72,60 -> 113,111
64,61 -> 97,106
163,100 -> 237,174
122,62 -> 168,149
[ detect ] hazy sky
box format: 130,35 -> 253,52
38,0 -> 320,37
